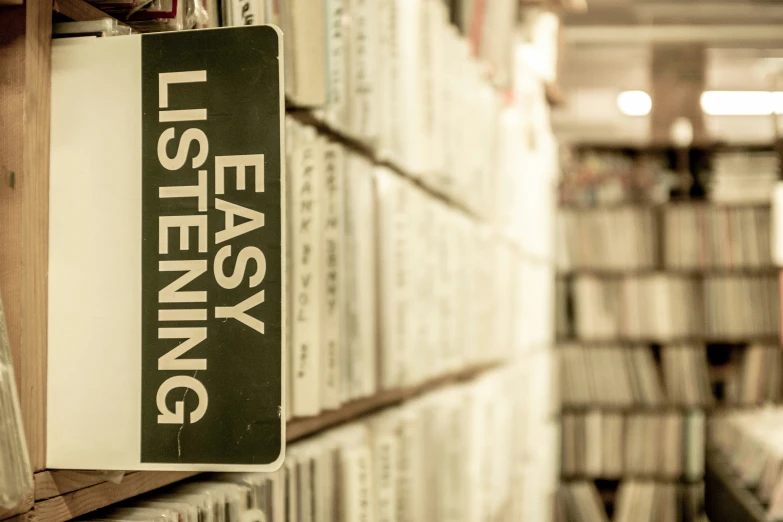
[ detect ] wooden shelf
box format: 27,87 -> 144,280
287,362 -> 498,439
31,472 -> 199,522
0,5 -> 514,521
34,471 -> 145,503
24,363 -> 500,522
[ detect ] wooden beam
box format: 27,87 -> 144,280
0,0 -> 52,473
651,43 -> 707,145
0,6 -> 27,441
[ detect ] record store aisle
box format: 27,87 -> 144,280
7,2 -> 783,522
1,1 -> 563,522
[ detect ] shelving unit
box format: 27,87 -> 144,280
0,1 -> 565,521
556,194 -> 782,522
554,201 -> 782,518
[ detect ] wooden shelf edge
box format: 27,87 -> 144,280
33,472 -> 199,522
34,472 -> 121,502
31,362 -> 502,522
287,362 -> 500,440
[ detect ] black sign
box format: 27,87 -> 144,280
141,26 -> 284,465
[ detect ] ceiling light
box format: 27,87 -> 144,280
617,91 -> 652,116
700,91 -> 783,116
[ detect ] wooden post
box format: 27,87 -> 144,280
650,43 -> 707,145
0,0 -> 52,472
651,43 -> 706,198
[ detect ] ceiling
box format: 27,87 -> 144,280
552,0 -> 783,144
564,0 -> 783,26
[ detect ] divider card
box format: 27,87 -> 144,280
290,126 -> 323,417
48,26 -> 285,470
375,169 -> 403,390
320,142 -> 343,410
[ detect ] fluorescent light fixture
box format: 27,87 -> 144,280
700,91 -> 783,116
617,90 -> 652,116
617,90 -> 783,117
